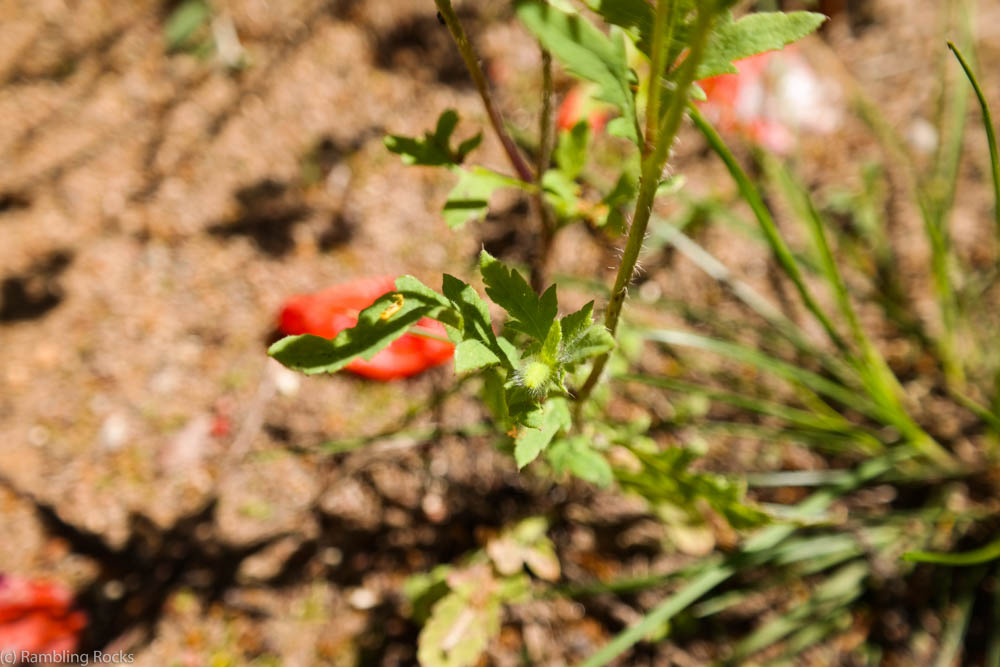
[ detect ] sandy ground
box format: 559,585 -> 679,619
1,0 -> 999,664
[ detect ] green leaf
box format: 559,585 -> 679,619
417,588 -> 501,667
563,323 -> 615,365
396,275 -> 455,311
268,276 -> 453,374
559,301 -> 595,342
454,339 -> 501,373
904,538 -> 1000,566
164,0 -> 211,51
479,250 -> 558,341
506,386 -> 544,426
496,336 -> 520,367
444,167 -> 533,229
697,11 -> 827,79
496,573 -> 532,602
404,564 -> 453,624
482,368 -> 511,425
384,109 -> 482,167
548,436 -> 613,487
455,135 -> 483,163
583,0 -> 654,51
441,274 -> 514,369
560,302 -> 615,365
555,121 -> 590,180
487,517 -> 562,581
616,445 -> 769,530
540,320 -> 562,367
514,398 -> 571,468
516,0 -> 639,144
541,169 -> 581,220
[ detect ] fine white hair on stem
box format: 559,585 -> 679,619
632,256 -> 646,280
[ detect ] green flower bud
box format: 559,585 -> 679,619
522,360 -> 552,392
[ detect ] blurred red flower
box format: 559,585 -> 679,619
278,276 -> 454,381
557,84 -> 614,134
697,48 -> 839,155
698,52 -> 793,154
0,575 -> 86,657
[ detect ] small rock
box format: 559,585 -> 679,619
28,425 -> 50,447
347,587 -> 379,611
272,361 -> 301,397
238,535 -> 303,582
907,117 -> 938,155
319,479 -> 382,531
421,492 -> 447,523
99,413 -> 129,451
159,414 -> 213,473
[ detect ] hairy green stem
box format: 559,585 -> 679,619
434,0 -> 534,183
576,0 -> 710,406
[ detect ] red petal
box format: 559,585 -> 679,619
278,278 -> 455,380
0,576 -> 84,655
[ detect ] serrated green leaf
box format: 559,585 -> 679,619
555,121 -> 590,179
560,301 -> 595,342
268,276 -> 454,374
384,109 -> 482,167
583,0 -> 654,50
444,167 -> 533,228
441,274 -> 513,369
396,275 -> 454,310
417,588 -> 501,667
455,134 -> 483,163
586,0 -> 700,78
616,446 -> 769,530
540,320 -> 562,367
516,1 -> 638,144
479,250 -> 558,341
548,436 -> 613,487
559,302 -> 615,365
454,339 -> 501,373
697,11 -> 827,79
514,398 -> 570,468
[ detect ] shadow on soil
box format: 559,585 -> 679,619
0,249 -> 74,323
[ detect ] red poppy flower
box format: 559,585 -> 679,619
697,48 -> 839,155
278,276 -> 455,381
557,84 -> 614,134
0,575 -> 86,657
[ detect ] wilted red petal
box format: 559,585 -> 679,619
278,277 -> 455,380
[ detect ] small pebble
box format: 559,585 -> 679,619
347,587 -> 379,610
99,413 -> 129,450
28,425 -> 50,447
273,363 -> 301,397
